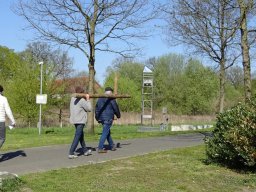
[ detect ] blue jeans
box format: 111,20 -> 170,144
98,120 -> 114,150
69,124 -> 87,155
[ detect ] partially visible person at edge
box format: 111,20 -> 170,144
69,86 -> 92,159
95,87 -> 121,153
0,85 -> 16,151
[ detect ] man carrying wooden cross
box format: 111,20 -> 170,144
95,87 -> 121,153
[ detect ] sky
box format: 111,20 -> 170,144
0,1 -> 183,85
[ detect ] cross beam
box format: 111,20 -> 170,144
72,93 -> 131,99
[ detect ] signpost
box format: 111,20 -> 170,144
37,61 -> 47,135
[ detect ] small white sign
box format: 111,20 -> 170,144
36,94 -> 47,104
142,115 -> 152,119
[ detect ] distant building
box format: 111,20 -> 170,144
52,76 -> 101,94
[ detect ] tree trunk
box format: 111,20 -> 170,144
239,0 -> 252,102
87,62 -> 95,134
218,3 -> 225,113
218,58 -> 225,113
86,0 -> 98,134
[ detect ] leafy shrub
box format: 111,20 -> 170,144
205,99 -> 256,169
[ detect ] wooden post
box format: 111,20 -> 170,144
114,72 -> 118,95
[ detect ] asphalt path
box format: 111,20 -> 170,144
0,133 -> 205,176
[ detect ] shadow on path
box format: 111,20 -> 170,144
75,142 -> 132,155
199,131 -> 213,140
0,150 -> 26,162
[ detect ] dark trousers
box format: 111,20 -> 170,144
69,124 -> 87,155
98,119 -> 114,150
0,122 -> 6,149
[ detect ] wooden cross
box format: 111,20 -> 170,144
72,93 -> 131,98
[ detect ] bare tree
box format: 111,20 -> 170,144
15,0 -> 158,133
237,0 -> 255,102
25,42 -> 73,80
164,0 -> 240,112
226,65 -> 244,89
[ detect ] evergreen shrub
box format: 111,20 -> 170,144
206,99 -> 256,168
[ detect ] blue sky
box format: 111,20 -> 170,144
0,1 -> 183,85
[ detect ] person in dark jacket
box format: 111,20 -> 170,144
95,87 -> 121,153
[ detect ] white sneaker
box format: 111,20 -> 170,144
84,149 -> 92,156
68,154 -> 78,159
8,125 -> 14,130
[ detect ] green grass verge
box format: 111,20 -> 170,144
4,145 -> 255,192
2,125 -> 213,151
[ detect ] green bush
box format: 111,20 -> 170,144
206,99 -> 256,169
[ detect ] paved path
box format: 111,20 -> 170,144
0,133 -> 205,176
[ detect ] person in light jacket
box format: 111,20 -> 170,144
69,86 -> 92,159
0,85 -> 15,149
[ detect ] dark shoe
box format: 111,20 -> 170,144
111,144 -> 117,151
98,149 -> 107,153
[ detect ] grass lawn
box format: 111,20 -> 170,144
2,125 -> 255,192
5,145 -> 255,192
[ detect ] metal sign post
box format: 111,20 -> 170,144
37,61 -> 45,135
